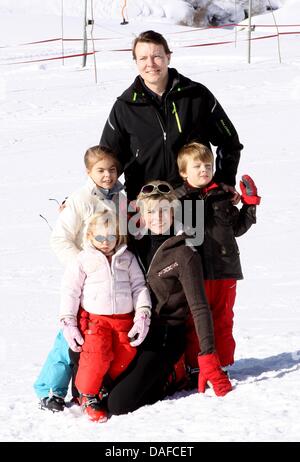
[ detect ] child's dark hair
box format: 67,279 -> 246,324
84,145 -> 122,176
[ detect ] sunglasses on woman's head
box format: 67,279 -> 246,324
94,234 -> 117,243
140,183 -> 171,196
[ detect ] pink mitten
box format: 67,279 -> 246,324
128,312 -> 150,347
61,318 -> 84,352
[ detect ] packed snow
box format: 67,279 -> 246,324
0,0 -> 300,442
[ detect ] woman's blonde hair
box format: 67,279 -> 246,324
177,142 -> 214,178
84,145 -> 122,176
136,180 -> 179,213
85,210 -> 127,248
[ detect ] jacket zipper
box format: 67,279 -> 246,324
154,110 -> 167,175
107,254 -> 115,314
162,85 -> 181,173
154,111 -> 167,142
107,248 -> 125,314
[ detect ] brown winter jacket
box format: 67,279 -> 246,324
134,233 -> 215,356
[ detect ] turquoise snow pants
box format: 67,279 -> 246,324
33,331 -> 72,399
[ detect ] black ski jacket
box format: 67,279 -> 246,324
100,68 -> 243,200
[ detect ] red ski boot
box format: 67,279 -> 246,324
80,394 -> 108,423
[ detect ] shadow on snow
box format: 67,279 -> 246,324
164,350 -> 300,400
227,350 -> 300,382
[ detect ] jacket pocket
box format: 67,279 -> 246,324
212,203 -> 234,227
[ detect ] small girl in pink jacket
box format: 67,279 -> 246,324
34,145 -> 129,412
60,211 -> 152,422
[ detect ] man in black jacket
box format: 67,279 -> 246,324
100,30 -> 243,201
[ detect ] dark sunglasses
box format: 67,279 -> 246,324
94,234 -> 117,243
140,183 -> 171,196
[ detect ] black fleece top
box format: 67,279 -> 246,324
144,225 -> 175,270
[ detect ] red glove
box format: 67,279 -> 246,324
239,175 -> 261,205
198,353 -> 232,397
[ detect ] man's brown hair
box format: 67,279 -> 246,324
132,30 -> 172,60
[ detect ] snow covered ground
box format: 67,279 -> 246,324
0,0 -> 300,442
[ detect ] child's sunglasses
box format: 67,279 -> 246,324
140,183 -> 171,196
94,235 -> 117,243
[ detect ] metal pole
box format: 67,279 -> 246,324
82,0 -> 88,67
247,0 -> 252,64
234,0 -> 237,48
61,0 -> 65,65
267,0 -> 282,63
90,0 -> 98,83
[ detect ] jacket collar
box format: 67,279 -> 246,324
183,180 -> 219,196
159,231 -> 194,248
84,242 -> 128,259
146,231 -> 196,275
86,176 -> 124,199
118,68 -> 196,104
202,181 -> 219,194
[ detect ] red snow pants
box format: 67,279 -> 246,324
185,279 -> 237,368
75,311 -> 136,395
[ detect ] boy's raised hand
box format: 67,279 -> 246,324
240,175 -> 261,205
220,183 -> 241,205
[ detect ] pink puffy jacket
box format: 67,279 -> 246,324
59,244 -> 151,319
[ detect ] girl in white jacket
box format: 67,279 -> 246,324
60,211 -> 151,422
50,145 -> 127,266
34,146 -> 128,412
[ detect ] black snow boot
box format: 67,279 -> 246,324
40,395 -> 65,412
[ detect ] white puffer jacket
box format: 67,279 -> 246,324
59,244 -> 151,319
50,177 -> 127,266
